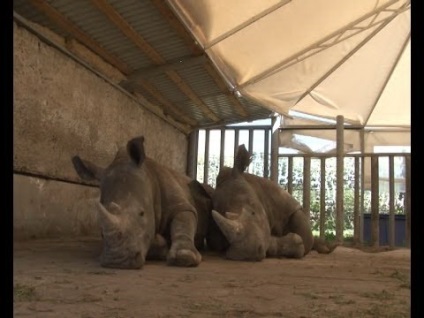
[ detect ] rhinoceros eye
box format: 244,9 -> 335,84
139,210 -> 145,217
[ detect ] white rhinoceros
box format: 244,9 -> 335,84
72,136 -> 213,269
210,144 -> 338,261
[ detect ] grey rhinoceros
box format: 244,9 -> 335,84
71,136 -> 214,269
210,144 -> 337,261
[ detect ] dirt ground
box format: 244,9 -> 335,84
13,238 -> 410,318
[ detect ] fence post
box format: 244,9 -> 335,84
234,129 -> 239,158
264,129 -> 270,178
287,157 -> 293,195
353,156 -> 360,246
336,115 -> 345,244
388,155 -> 395,248
187,130 -> 198,179
303,157 -> 311,222
359,129 -> 365,244
320,158 -> 326,239
405,154 -> 411,248
370,155 -> 379,248
204,129 -> 210,184
219,128 -> 225,170
270,116 -> 279,183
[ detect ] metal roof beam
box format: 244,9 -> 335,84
127,55 -> 207,81
90,0 -> 220,123
153,0 -> 250,119
238,0 -> 407,89
294,14 -> 399,117
364,33 -> 410,126
205,0 -> 292,50
203,63 -> 249,118
28,0 -> 130,74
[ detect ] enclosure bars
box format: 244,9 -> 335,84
278,152 -> 410,248
188,124 -> 273,184
191,120 -> 411,248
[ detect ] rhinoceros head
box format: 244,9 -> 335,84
211,145 -> 270,261
72,136 -> 155,269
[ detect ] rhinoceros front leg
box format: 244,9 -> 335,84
146,234 -> 168,261
267,233 -> 305,259
167,211 -> 202,267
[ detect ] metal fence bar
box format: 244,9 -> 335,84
264,129 -> 270,178
319,158 -> 326,239
388,155 -> 395,248
370,156 -> 379,247
195,124 -> 410,250
187,130 -> 198,179
359,129 -> 365,244
303,157 -> 311,221
287,157 -> 293,195
234,129 -> 239,158
276,152 -> 406,158
270,118 -> 279,183
405,155 -> 411,248
335,115 -> 344,243
248,129 -> 254,154
204,129 -> 210,184
353,156 -> 361,246
219,128 -> 225,170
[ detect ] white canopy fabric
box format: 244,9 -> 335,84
168,0 -> 411,146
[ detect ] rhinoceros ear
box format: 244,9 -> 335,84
72,156 -> 104,182
127,136 -> 146,166
233,144 -> 252,176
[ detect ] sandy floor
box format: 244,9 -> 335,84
13,238 -> 410,318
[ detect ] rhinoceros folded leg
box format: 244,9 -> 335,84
288,209 -> 338,255
312,237 -> 339,254
146,234 -> 169,261
267,233 -> 305,259
167,211 -> 202,267
285,209 -> 315,255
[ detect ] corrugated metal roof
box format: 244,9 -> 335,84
13,0 -> 273,131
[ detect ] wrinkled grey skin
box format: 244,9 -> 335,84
211,144 -> 338,261
72,136 -> 213,269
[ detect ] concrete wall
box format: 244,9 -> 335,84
13,23 -> 188,240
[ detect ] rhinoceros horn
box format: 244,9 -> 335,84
96,201 -> 121,231
211,210 -> 244,243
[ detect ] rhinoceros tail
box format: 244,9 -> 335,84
312,237 -> 339,254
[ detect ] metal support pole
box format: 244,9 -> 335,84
336,115 -> 345,244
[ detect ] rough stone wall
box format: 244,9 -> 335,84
13,23 -> 188,240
